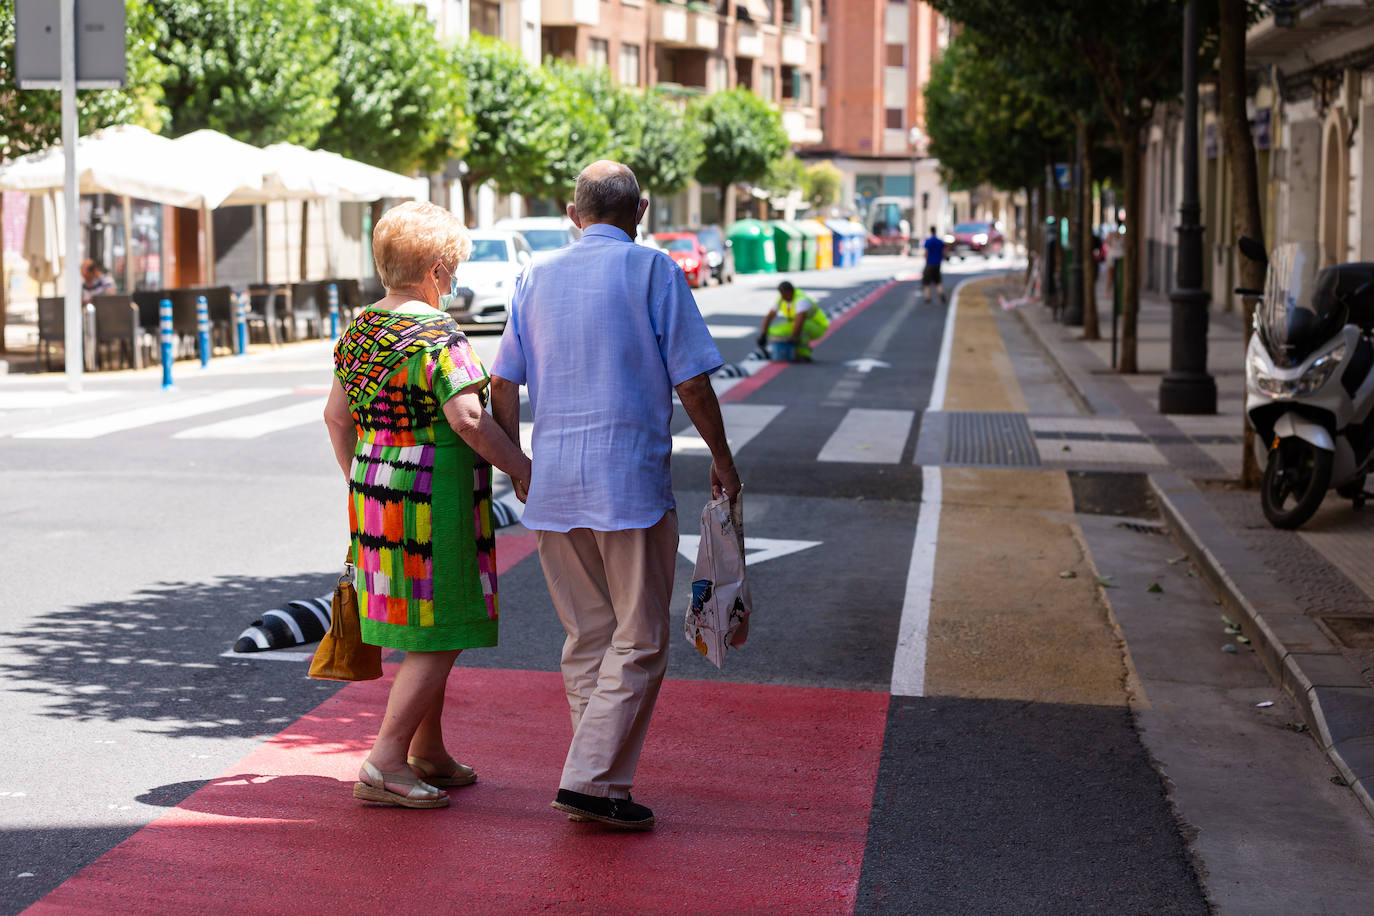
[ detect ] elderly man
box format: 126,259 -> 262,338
491,161 -> 741,830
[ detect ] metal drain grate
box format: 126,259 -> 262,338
943,412 -> 1042,467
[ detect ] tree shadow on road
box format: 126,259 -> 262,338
0,573 -> 349,740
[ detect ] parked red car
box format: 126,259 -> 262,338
946,221 -> 1006,259
652,232 -> 708,287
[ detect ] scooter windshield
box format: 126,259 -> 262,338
1259,242 -> 1345,368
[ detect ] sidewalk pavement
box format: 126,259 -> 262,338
1003,274 -> 1374,820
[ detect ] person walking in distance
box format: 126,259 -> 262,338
490,160 -> 742,830
922,226 -> 946,303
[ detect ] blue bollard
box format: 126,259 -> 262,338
196,295 -> 211,368
235,290 -> 249,356
159,298 -> 174,390
328,282 -> 340,339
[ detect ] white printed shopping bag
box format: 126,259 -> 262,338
684,495 -> 753,669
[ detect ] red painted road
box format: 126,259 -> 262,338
30,669 -> 887,915
29,288 -> 904,914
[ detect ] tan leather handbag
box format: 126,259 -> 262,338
308,557 -> 382,681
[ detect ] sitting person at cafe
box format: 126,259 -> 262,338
80,260 -> 114,304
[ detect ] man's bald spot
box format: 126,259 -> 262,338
575,160 -> 641,224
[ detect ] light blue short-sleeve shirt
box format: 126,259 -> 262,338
491,224 -> 723,533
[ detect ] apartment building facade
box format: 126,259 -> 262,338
539,0 -> 823,226
806,0 -> 946,229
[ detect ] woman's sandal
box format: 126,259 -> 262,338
407,754 -> 478,788
353,760 -> 450,809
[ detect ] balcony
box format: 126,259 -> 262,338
651,3 -> 689,45
541,0 -> 599,27
737,22 -> 763,58
689,9 -> 721,50
652,3 -> 718,50
781,33 -> 807,67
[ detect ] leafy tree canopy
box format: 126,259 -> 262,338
690,88 -> 789,192
0,0 -> 168,160
803,160 -> 843,212
456,36 -> 563,199
541,58 -> 615,203
618,90 -> 703,199
141,0 -> 340,146
763,152 -> 806,196
318,0 -> 466,174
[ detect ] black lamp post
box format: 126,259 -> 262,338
1062,127 -> 1085,325
1159,0 -> 1217,415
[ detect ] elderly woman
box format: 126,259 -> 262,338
324,201 -> 531,809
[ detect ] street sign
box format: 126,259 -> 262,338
1053,163 -> 1071,191
15,0 -> 126,89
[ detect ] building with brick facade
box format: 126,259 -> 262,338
538,0 -> 823,226
805,0 -> 947,233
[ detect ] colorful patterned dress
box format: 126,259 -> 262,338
333,304 -> 498,651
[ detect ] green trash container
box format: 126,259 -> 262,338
726,219 -> 777,274
771,221 -> 804,272
795,220 -> 824,270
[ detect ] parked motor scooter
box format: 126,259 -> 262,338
1240,238 -> 1374,529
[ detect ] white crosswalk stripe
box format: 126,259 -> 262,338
672,404 -> 784,455
12,389 -> 292,439
174,397 -> 325,439
817,408 -> 916,464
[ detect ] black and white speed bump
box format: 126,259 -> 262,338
233,595 -> 332,653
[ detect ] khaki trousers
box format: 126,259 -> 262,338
535,511 -> 678,798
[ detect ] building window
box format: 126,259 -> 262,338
712,57 -> 730,92
781,64 -> 798,102
589,38 -> 609,71
802,73 -> 813,107
885,43 -> 905,67
760,65 -> 775,101
472,0 -> 501,38
619,43 -> 640,85
885,108 -> 904,129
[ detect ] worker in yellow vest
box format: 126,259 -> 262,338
757,282 -> 829,362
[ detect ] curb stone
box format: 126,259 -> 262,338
1149,472 -> 1374,821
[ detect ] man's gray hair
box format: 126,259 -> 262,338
574,161 -> 641,222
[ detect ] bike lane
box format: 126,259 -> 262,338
28,280 -> 926,915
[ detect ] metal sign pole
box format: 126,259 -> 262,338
60,0 -> 82,393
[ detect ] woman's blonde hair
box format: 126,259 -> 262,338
371,201 -> 472,290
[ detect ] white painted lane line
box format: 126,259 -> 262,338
927,281 -> 961,412
817,408 -> 915,464
706,324 -> 759,339
174,397 -> 325,439
14,389 -> 291,439
891,465 -> 940,697
892,280 -> 962,695
671,403 -> 784,455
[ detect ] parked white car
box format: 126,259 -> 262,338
493,216 -> 578,253
448,230 -> 531,326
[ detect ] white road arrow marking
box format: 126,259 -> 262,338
844,358 -> 891,374
677,536 -> 822,566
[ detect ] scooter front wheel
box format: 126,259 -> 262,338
1261,438 -> 1333,529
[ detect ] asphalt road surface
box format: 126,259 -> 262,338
3,255 -> 1372,915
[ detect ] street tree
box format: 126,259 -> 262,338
617,89 -> 703,227
690,88 -> 789,227
541,58 -> 615,207
930,0 -> 1207,370
804,160 -> 843,214
140,0 -> 340,147
763,153 -> 806,201
454,36 -> 560,219
1220,0 -> 1267,486
318,0 -> 466,175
